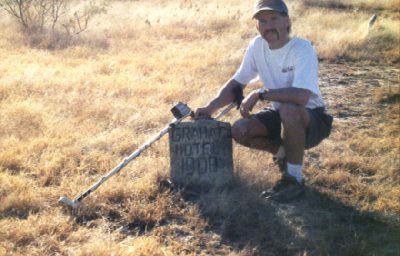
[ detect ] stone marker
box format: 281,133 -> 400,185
169,120 -> 233,187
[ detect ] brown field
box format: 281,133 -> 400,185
0,0 -> 399,255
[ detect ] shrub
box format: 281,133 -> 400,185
0,0 -> 106,48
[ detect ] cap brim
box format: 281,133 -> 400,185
252,7 -> 286,18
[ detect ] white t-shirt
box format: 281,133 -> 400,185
233,35 -> 325,110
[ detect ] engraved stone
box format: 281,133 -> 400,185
169,120 -> 233,187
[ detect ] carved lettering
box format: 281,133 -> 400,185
185,157 -> 194,175
198,157 -> 207,175
184,144 -> 192,156
209,157 -> 218,172
179,157 -> 220,176
169,121 -> 233,186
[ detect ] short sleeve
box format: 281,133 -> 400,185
232,39 -> 259,85
292,42 -> 320,96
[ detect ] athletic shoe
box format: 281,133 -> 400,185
260,175 -> 305,203
258,157 -> 287,198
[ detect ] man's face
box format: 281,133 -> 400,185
255,10 -> 290,45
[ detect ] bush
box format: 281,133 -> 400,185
0,0 -> 106,48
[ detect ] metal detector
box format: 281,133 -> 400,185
59,85 -> 243,209
58,102 -> 193,209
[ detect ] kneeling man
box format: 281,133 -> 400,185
194,0 -> 333,202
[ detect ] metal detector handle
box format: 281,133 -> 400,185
213,102 -> 236,120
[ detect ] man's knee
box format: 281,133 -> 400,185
279,103 -> 305,126
231,119 -> 251,145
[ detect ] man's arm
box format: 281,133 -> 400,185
261,87 -> 312,106
239,87 -> 311,118
194,79 -> 244,119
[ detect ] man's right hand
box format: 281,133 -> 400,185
193,106 -> 213,120
240,90 -> 260,118
193,79 -> 244,120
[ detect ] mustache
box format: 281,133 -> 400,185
263,29 -> 280,40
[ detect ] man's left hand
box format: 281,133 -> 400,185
240,90 -> 261,118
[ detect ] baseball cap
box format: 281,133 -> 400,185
253,0 -> 289,18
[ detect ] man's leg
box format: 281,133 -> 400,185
279,103 -> 310,165
231,117 -> 279,154
263,103 -> 310,202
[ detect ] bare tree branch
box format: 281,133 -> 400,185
0,0 -> 106,40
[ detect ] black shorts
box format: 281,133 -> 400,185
254,107 -> 333,149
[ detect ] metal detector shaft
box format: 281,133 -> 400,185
63,113 -> 191,206
213,84 -> 243,120
214,102 -> 235,120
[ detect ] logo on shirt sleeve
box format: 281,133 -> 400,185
282,66 -> 294,73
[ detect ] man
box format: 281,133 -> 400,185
194,0 -> 333,202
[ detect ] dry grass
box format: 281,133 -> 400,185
303,0 -> 400,11
0,0 -> 399,255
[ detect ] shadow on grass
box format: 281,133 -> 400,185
181,177 -> 400,256
67,174 -> 399,255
